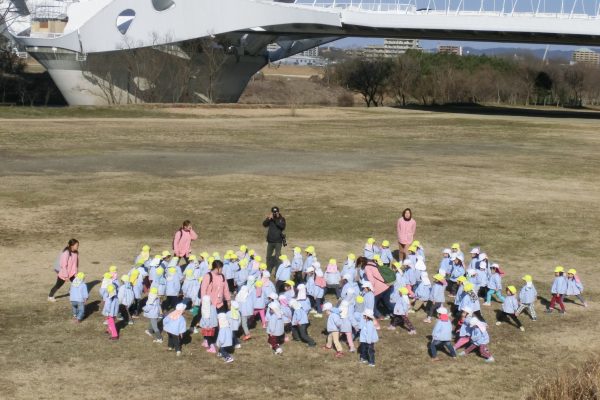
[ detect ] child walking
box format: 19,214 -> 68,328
358,309 -> 378,367
143,287 -> 163,342
484,264 -> 505,306
69,272 -> 88,323
424,274 -> 446,323
266,302 -> 285,355
496,286 -> 524,331
322,302 -> 344,357
200,295 -> 218,353
516,275 -> 537,321
163,303 -> 187,356
216,313 -> 235,363
251,280 -> 267,328
118,274 -> 135,325
290,299 -> 316,347
453,306 -> 473,351
429,307 -> 456,361
546,266 -> 567,314
390,287 -> 416,334
458,317 -> 495,363
236,284 -> 254,341
566,269 -> 587,307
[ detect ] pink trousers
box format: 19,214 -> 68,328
106,317 -> 118,338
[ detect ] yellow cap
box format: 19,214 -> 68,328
168,267 -> 177,274
121,274 -> 130,282
254,256 -> 262,262
109,265 -> 117,273
156,267 -> 164,276
356,295 -> 364,304
279,255 -> 288,261
376,259 -> 383,267
304,246 -> 315,254
153,254 -> 161,260
130,269 -> 139,281
393,261 -> 402,268
259,263 -> 267,270
162,250 -> 171,257
239,259 -> 249,268
507,285 -> 517,294
249,249 -> 256,256
568,268 -> 577,275
464,282 -> 474,292
329,258 -> 336,265
198,277 -> 203,283
150,287 -> 158,294
347,253 -> 356,260
208,257 -> 215,266
373,254 -> 381,261
103,272 -> 112,279
255,280 -> 263,288
200,252 -> 209,259
457,276 -> 467,283
240,245 -> 248,252
382,240 -> 390,247
107,284 -> 116,293
399,287 -> 409,295
367,238 -> 375,245
185,269 -> 194,278
408,246 -> 417,253
285,280 -> 295,287
412,240 -> 421,247
451,243 -> 460,249
76,272 -> 85,280
522,274 -> 532,282
188,255 -> 197,261
294,246 -> 301,253
212,252 -> 220,259
554,266 -> 564,273
142,245 -> 150,252
433,273 -> 444,281
229,253 -> 238,260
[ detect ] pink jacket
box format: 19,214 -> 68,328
58,250 -> 78,280
396,218 -> 416,245
364,262 -> 390,296
172,228 -> 198,257
200,271 -> 231,308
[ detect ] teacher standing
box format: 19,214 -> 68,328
263,206 -> 286,274
48,238 -> 79,302
396,208 -> 416,261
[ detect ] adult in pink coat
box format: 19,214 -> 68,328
172,220 -> 198,263
359,256 -> 394,318
200,260 -> 231,313
48,238 -> 79,302
396,208 -> 416,261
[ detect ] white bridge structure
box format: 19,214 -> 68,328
1,0 -> 600,104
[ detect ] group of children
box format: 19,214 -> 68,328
65,238 -> 587,365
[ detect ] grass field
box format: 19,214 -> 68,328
1,106 -> 599,400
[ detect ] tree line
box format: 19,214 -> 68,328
329,50 -> 600,108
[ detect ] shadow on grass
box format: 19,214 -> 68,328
397,104 -> 600,120
83,300 -> 100,321
86,280 -> 101,292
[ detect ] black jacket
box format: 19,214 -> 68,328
262,216 -> 286,243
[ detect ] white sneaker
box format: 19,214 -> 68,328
176,351 -> 182,356
485,357 -> 495,363
314,313 -> 323,318
408,309 -> 416,314
145,330 -> 153,337
309,310 -> 317,315
102,321 -> 108,325
495,321 -> 501,326
193,327 -> 199,334
520,326 -> 525,332
153,339 -> 163,343
275,348 -> 283,355
225,356 -> 235,363
483,302 -> 491,306
47,296 -> 56,302
235,344 -> 241,349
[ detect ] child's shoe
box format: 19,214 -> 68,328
153,339 -> 163,343
128,320 -> 134,325
387,326 -> 396,331
145,330 -> 153,337
235,344 -> 242,349
519,326 -> 525,332
483,302 -> 491,306
47,296 -> 56,302
207,345 -> 217,353
423,317 -> 431,323
349,347 -> 356,353
242,335 -> 252,341
359,358 -> 368,364
408,330 -> 417,335
583,302 -> 589,308
225,356 -> 235,363
201,339 -> 208,348
176,351 -> 182,357
167,347 -> 174,351
485,357 -> 495,363
457,351 -> 466,357
368,363 -> 375,367
321,345 -> 331,351
193,327 -> 199,334
275,348 -> 283,355
335,352 -> 344,358
495,321 -> 501,326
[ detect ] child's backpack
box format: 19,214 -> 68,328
378,265 -> 397,284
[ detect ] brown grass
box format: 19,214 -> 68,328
0,106 -> 599,400
527,358 -> 600,400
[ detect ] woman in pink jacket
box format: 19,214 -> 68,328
396,208 -> 416,261
48,239 -> 79,302
172,220 -> 198,264
359,257 -> 394,318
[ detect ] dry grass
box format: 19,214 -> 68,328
527,358 -> 600,400
0,106 -> 599,400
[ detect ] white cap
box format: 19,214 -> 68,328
450,254 -> 458,261
322,302 -> 333,312
175,303 -> 186,311
363,309 -> 374,319
231,300 -> 239,309
467,269 -> 477,276
402,259 -> 413,266
262,271 -> 271,278
268,293 -> 278,301
306,266 -> 315,273
478,253 -> 487,261
437,306 -> 448,315
491,263 -> 499,269
469,317 -> 480,327
442,248 -> 451,254
470,247 -> 480,254
415,259 -> 427,271
343,274 -> 353,281
312,261 -> 321,269
362,281 -> 373,290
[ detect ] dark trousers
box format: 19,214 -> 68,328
374,286 -> 394,317
359,342 -> 375,364
291,323 -> 316,346
49,275 -> 75,297
167,333 -> 181,351
227,279 -> 236,294
429,340 -> 456,358
166,296 -> 178,310
474,310 -> 486,323
219,346 -> 233,358
266,242 -> 283,274
498,311 -> 522,328
293,271 -> 304,284
391,314 -> 415,331
268,334 -> 284,350
427,301 -> 443,317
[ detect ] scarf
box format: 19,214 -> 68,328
101,278 -> 111,289
297,285 -> 307,301
440,314 -> 449,321
147,293 -> 157,304
526,282 -> 533,288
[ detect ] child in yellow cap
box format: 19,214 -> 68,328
143,287 -> 163,342
291,247 -> 304,284
495,286 -> 524,331
69,272 -> 88,323
565,269 -> 587,307
363,238 -> 379,260
516,275 -> 537,321
118,274 -> 135,325
103,284 -> 119,340
546,266 -> 567,314
389,287 -> 416,334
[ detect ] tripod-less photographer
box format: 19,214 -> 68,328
262,206 -> 286,274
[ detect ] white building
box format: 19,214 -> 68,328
362,38 -> 422,58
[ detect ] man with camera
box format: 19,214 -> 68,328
262,206 -> 286,274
